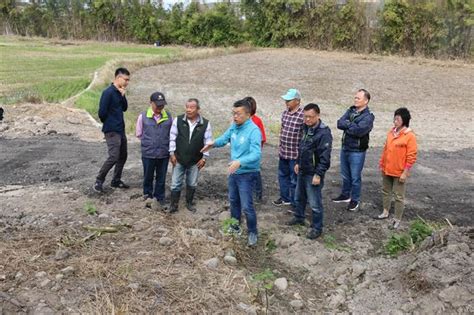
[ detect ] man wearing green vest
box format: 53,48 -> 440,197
169,98 -> 213,213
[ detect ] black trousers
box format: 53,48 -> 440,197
96,132 -> 127,183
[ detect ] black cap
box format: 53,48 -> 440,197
150,92 -> 167,106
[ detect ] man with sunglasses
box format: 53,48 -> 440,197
94,68 -> 130,193
136,92 -> 173,210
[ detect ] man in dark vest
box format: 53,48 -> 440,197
94,67 -> 130,193
169,98 -> 212,213
135,92 -> 173,210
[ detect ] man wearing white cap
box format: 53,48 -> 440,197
273,89 -> 304,210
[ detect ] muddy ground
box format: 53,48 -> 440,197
0,49 -> 473,313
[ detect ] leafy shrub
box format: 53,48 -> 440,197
385,219 -> 434,256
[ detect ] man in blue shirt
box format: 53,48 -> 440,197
201,99 -> 262,246
94,68 -> 130,193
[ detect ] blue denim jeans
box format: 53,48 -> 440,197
170,163 -> 199,192
278,158 -> 297,206
294,174 -> 324,231
340,149 -> 366,202
142,157 -> 169,201
254,171 -> 263,200
228,172 -> 258,234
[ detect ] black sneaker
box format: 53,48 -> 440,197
307,229 -> 322,240
93,181 -> 103,193
287,217 -> 305,226
332,194 -> 351,203
111,180 -> 130,189
347,200 -> 360,211
272,198 -> 291,206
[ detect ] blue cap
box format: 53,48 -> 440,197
281,89 -> 301,101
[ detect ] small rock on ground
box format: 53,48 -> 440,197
274,278 -> 288,291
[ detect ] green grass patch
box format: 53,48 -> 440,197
0,36 -> 178,104
75,89 -> 103,118
385,219 -> 434,257
323,234 -> 352,252
84,201 -> 97,216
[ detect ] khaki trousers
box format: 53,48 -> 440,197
382,174 -> 406,220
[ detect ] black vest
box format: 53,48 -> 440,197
176,115 -> 209,166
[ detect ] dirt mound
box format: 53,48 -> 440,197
0,103 -> 102,142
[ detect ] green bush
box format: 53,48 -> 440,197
0,0 -> 472,58
385,219 -> 434,256
385,233 -> 413,256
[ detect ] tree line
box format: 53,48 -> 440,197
1,0 -> 472,58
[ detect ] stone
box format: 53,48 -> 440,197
128,283 -> 140,291
55,274 -> 64,281
40,279 -> 52,288
278,234 -> 299,249
328,290 -> 346,309
54,249 -> 71,261
237,302 -> 257,315
186,228 -> 207,237
60,266 -> 75,275
204,258 -> 219,269
351,263 -> 367,279
225,249 -> 236,257
336,274 -> 346,285
98,213 -> 109,219
35,271 -> 47,278
224,256 -> 238,266
51,284 -> 61,292
159,237 -> 174,246
0,274 -> 6,281
274,278 -> 288,291
290,300 -> 304,309
15,272 -> 23,280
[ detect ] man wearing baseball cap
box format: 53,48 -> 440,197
273,88 -> 304,211
136,92 -> 173,210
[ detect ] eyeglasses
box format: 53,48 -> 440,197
232,111 -> 245,117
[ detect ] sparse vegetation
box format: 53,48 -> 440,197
323,234 -> 352,252
251,268 -> 276,313
84,201 -> 97,216
385,219 -> 435,256
221,217 -> 240,236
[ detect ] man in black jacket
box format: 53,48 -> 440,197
333,89 -> 374,211
93,68 -> 130,193
287,103 -> 332,240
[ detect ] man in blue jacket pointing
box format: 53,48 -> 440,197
201,99 -> 262,247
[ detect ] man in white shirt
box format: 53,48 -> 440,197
169,98 -> 213,213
